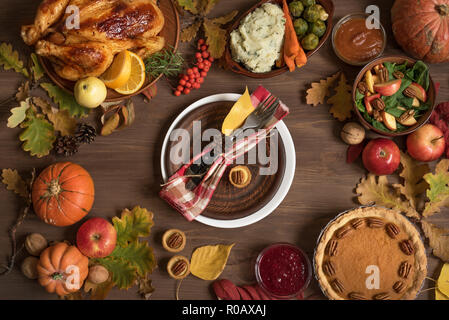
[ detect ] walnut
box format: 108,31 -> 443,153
88,265 -> 109,284
25,233 -> 48,256
21,256 -> 39,280
340,122 -> 365,145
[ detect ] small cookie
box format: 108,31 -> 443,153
229,166 -> 252,188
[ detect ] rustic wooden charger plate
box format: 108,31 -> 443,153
38,0 -> 180,102
224,0 -> 334,78
163,101 -> 286,221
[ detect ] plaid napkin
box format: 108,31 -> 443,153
159,86 -> 290,221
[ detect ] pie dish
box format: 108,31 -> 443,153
314,206 -> 427,300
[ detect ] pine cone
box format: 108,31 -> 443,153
54,135 -> 79,157
75,123 -> 96,144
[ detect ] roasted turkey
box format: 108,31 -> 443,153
21,0 -> 165,81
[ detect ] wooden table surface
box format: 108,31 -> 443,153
0,0 -> 448,300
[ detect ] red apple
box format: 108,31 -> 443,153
374,79 -> 402,96
406,124 -> 445,162
362,138 -> 401,175
407,83 -> 427,102
76,217 -> 117,258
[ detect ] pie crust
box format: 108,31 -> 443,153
314,207 -> 427,300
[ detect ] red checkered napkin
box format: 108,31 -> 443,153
159,86 -> 290,221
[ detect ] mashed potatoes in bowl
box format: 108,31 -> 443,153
230,3 -> 286,73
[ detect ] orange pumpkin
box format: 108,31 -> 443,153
37,242 -> 89,296
32,162 -> 95,227
392,0 -> 449,63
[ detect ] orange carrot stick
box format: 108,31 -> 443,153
282,0 -> 307,71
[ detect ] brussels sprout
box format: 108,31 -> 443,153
309,20 -> 326,37
293,18 -> 309,38
300,0 -> 316,7
303,5 -> 320,23
289,1 -> 304,17
301,33 -> 319,50
315,4 -> 329,21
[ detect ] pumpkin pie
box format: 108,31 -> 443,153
314,206 -> 427,300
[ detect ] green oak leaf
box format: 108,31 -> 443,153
112,206 -> 154,246
0,43 -> 29,77
94,257 -> 137,290
30,53 -> 44,81
110,241 -> 156,277
19,107 -> 56,158
41,82 -> 90,118
177,0 -> 198,14
7,98 -> 31,128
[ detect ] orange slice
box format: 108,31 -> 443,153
114,52 -> 146,95
101,50 -> 132,89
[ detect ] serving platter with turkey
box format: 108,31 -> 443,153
21,0 -> 180,101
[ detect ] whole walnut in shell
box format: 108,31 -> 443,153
341,122 -> 365,145
21,256 -> 39,279
25,233 -> 48,256
88,265 -> 109,284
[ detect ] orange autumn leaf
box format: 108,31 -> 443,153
282,0 -> 307,71
327,73 -> 353,121
306,72 -> 340,106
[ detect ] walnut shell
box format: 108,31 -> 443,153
340,122 -> 365,145
88,265 -> 109,284
21,256 -> 39,280
25,233 -> 48,256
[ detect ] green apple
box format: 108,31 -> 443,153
74,77 -> 107,109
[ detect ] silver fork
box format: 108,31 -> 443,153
229,95 -> 280,142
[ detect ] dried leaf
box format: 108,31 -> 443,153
392,152 -> 430,209
15,81 -> 30,102
180,20 -> 202,42
7,98 -> 31,128
41,82 -> 89,118
142,85 -> 157,102
200,0 -> 219,14
46,108 -> 77,136
355,174 -> 420,219
30,53 -> 44,81
190,244 -> 235,280
1,169 -> 28,198
32,96 -> 54,114
422,159 -> 449,217
137,276 -> 155,300
203,18 -> 227,59
112,206 -> 154,246
437,263 -> 449,298
63,291 -> 83,300
306,72 -> 340,106
19,107 -> 56,158
421,220 -> 449,261
0,43 -> 29,77
176,0 -> 198,14
100,112 -> 120,136
101,100 -> 124,112
84,279 -> 114,300
327,73 -> 353,121
211,10 -> 238,25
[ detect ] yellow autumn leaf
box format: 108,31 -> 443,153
221,87 -> 254,135
306,72 -> 340,107
203,18 -> 227,59
422,159 -> 449,217
436,289 -> 449,300
437,263 -> 449,298
190,243 -> 235,280
421,220 -> 449,261
180,20 -> 202,42
327,73 -> 353,121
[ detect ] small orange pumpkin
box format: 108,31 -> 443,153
32,162 -> 95,227
37,242 -> 89,296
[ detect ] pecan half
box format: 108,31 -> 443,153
348,292 -> 368,300
323,261 -> 336,276
379,68 -> 389,83
372,98 -> 386,111
357,82 -> 369,95
373,109 -> 383,122
331,279 -> 345,294
400,240 -> 415,255
399,110 -> 415,123
167,232 -> 183,250
403,87 -> 417,99
373,293 -> 391,300
336,225 -> 354,239
385,223 -> 400,239
393,71 -> 404,79
367,217 -> 384,228
326,240 -> 338,257
393,281 -> 406,294
398,261 -> 412,279
171,260 -> 188,277
351,218 -> 365,229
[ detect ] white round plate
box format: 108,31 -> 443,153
160,93 -> 296,228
